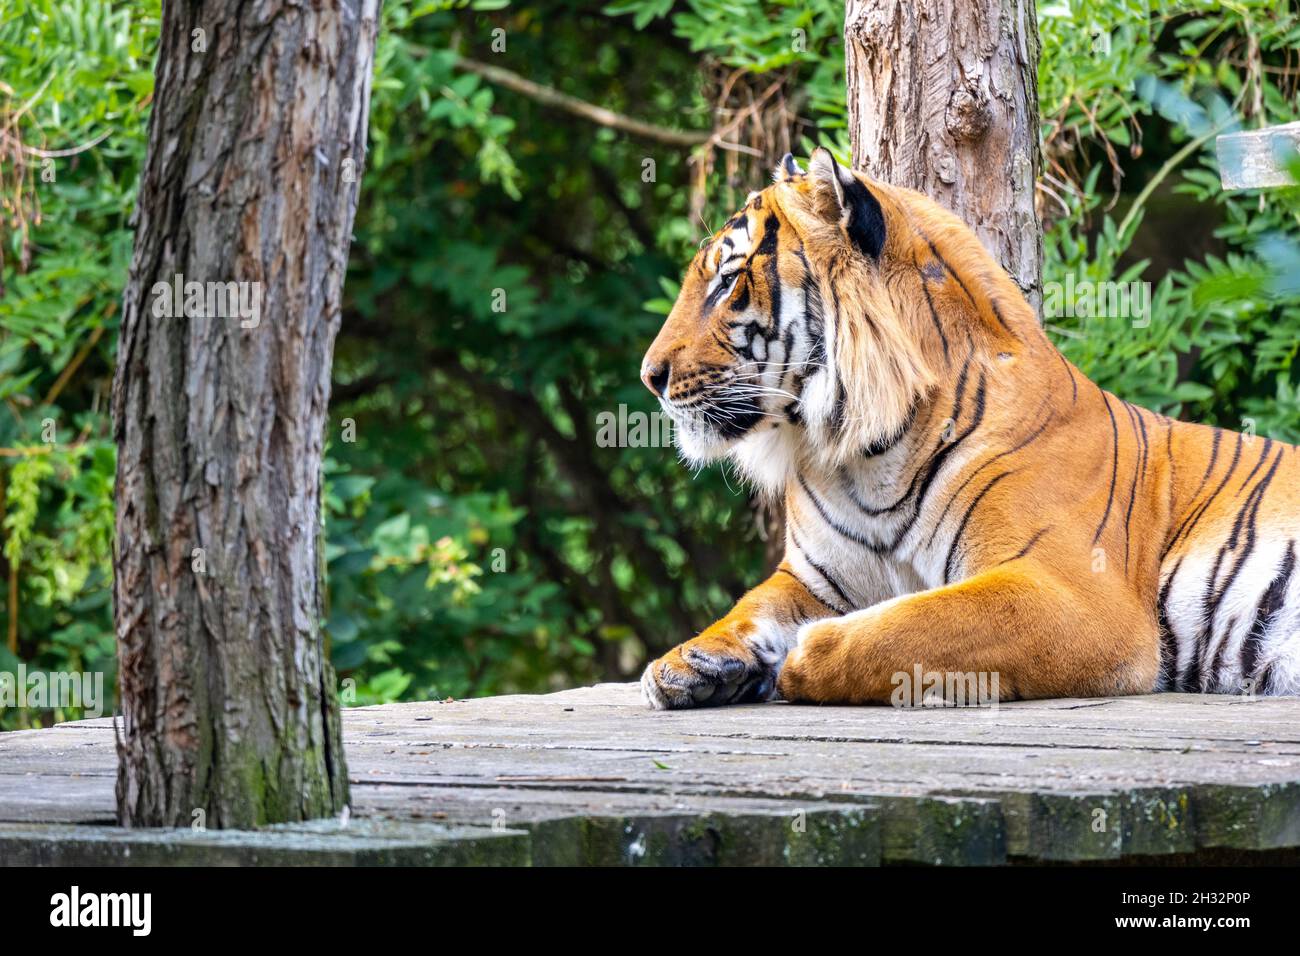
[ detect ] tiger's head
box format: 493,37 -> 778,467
641,148 -> 947,493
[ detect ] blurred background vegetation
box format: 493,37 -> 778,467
1,0 -> 1298,726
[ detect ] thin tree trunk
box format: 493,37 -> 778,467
113,0 -> 380,828
844,0 -> 1043,312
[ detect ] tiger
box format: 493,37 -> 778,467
639,147 -> 1300,709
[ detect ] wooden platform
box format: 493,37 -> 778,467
3,683 -> 1300,865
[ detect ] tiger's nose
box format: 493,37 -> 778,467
641,361 -> 670,398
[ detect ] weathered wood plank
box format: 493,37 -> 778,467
0,820 -> 529,866
3,684 -> 1299,865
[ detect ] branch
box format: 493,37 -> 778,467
1118,123 -> 1225,240
453,56 -> 710,148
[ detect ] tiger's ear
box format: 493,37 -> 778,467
808,146 -> 886,260
773,152 -> 805,183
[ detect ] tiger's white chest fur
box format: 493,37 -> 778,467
773,423 -> 990,613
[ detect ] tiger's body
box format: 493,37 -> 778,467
639,149 -> 1300,709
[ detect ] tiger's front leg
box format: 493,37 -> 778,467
641,567 -> 840,709
777,561 -> 1161,705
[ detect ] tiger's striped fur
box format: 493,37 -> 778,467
639,148 -> 1300,709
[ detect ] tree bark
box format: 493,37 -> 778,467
844,0 -> 1043,311
113,0 -> 380,828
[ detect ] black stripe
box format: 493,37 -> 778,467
1228,446 -> 1285,555
832,378 -> 848,432
943,471 -> 1015,584
1054,349 -> 1078,404
1156,558 -> 1183,690
787,517 -> 855,612
842,341 -> 989,557
917,257 -> 951,362
797,474 -> 881,550
804,275 -> 826,367
1190,446 -> 1285,690
900,371 -> 989,529
827,283 -> 846,432
853,370 -> 989,546
756,216 -> 778,258
1186,548 -> 1228,692
987,297 -> 1019,339
863,399 -> 919,457
711,330 -> 737,356
852,345 -> 977,515
729,280 -> 750,312
952,340 -> 974,409
915,371 -> 987,513
1257,661 -> 1277,695
923,237 -> 978,311
1192,428 -> 1224,501
1239,542 -> 1296,685
1092,388 -> 1120,546
919,233 -> 1016,339
1121,403 -> 1143,572
761,216 -> 782,336
691,251 -> 708,280
1235,437 -> 1273,495
776,566 -> 846,615
925,403 -> 1054,549
1004,526 -> 1051,564
1205,614 -> 1237,685
1132,404 -> 1150,477
1165,432 -> 1243,558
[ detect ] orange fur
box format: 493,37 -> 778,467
640,150 -> 1300,710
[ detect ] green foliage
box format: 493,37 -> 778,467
0,0 -> 153,726
2,0 -> 1298,727
1038,0 -> 1300,443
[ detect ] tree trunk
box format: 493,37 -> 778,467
844,0 -> 1043,312
112,0 -> 380,828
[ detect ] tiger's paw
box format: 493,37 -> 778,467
641,633 -> 780,710
776,618 -> 847,704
